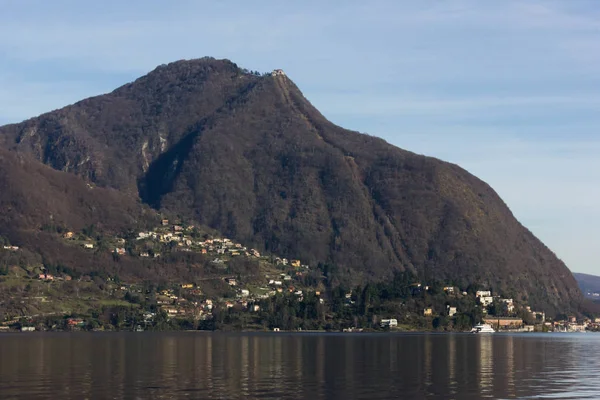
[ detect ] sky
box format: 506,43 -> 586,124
0,0 -> 599,274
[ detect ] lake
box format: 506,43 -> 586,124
0,332 -> 599,399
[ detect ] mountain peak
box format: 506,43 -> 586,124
152,56 -> 239,72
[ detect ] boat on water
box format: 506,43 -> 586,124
470,323 -> 495,333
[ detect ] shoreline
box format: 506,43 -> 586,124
1,328 -> 585,335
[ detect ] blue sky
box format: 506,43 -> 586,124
1,0 -> 599,274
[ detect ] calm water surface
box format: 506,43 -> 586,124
0,332 -> 599,399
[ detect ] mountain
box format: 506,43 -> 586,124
573,273 -> 600,298
0,57 -> 582,314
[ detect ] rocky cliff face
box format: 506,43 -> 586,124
0,57 -> 582,313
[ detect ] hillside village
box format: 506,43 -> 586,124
0,219 -> 321,330
1,220 -> 599,333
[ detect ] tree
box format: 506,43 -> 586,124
361,284 -> 380,315
432,316 -> 448,330
453,314 -> 470,331
82,224 -> 97,238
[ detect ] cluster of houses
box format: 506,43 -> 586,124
60,222 -> 267,261
228,273 -> 322,305
109,284 -> 217,321
97,258 -> 314,321
272,258 -> 307,268
550,316 -> 600,332
473,290 -> 517,314
419,286 -> 521,318
158,297 -> 216,320
417,287 -> 548,330
131,222 -> 312,271
61,232 -> 94,249
153,278 -> 316,320
27,220 -> 315,324
60,220 -> 310,278
133,221 -> 267,261
423,287 -> 600,332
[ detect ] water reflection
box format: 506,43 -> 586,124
479,335 -> 493,396
506,334 -> 515,397
0,333 -> 600,399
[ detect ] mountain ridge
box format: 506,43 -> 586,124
0,57 -> 582,314
573,272 -> 600,298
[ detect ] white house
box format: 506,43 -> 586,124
479,296 -> 494,307
380,319 -> 398,328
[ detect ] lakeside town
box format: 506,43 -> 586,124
1,220 -> 599,334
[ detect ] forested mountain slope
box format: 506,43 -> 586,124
0,58 -> 582,313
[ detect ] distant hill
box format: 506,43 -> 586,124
573,273 -> 600,298
0,57 -> 582,314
